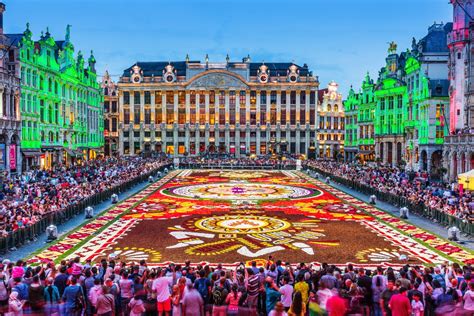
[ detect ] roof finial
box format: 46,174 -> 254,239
185,53 -> 189,63
26,22 -> 30,31
205,53 -> 209,63
226,53 -> 230,63
65,24 -> 71,42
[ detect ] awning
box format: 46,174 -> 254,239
21,149 -> 42,157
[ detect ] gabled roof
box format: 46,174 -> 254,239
4,33 -> 24,47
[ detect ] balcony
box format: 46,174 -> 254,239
444,133 -> 474,145
448,29 -> 470,45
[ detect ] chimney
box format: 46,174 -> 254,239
0,3 -> 5,35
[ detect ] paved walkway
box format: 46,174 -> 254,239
324,179 -> 474,251
7,180 -> 153,262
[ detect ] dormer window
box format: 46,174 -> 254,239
163,64 -> 176,83
287,64 -> 299,83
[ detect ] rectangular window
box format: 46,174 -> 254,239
178,105 -> 186,124
134,105 -> 140,124
281,91 -> 287,104
166,104 -> 174,124
310,91 -> 316,104
219,91 -> 225,125
166,91 -> 174,105
144,91 -> 151,104
300,91 -> 306,104
123,92 -> 130,105
290,104 -> 296,125
104,101 -> 110,112
290,91 -> 296,104
155,91 -> 162,105
155,105 -> 162,124
260,91 -> 266,125
112,101 -> 117,112
239,91 -> 246,105
388,96 -> 394,109
145,108 -> 151,124
230,91 -> 236,125
134,91 -> 140,105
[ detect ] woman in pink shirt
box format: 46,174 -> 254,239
225,283 -> 242,316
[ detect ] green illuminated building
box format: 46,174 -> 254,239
344,23 -> 451,173
7,24 -> 103,170
343,86 -> 358,161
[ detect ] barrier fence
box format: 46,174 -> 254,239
305,166 -> 474,236
0,163 -> 172,255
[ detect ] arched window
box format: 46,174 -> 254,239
327,104 -> 331,112
334,104 -> 339,112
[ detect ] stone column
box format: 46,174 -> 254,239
205,91 -> 210,124
296,130 -> 301,154
383,142 -> 389,164
276,91 -> 281,124
225,91 -> 230,124
392,142 -> 397,166
296,91 -> 301,124
140,92 -> 145,152
256,129 -> 261,155
5,90 -> 10,118
185,92 -> 190,123
266,91 -> 271,124
256,91 -> 261,124
161,93 -> 166,124
118,92 -> 124,155
245,90 -> 250,123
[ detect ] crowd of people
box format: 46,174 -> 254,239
304,160 -> 474,222
179,156 -> 297,169
0,157 -> 171,237
0,257 -> 471,315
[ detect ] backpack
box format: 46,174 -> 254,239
213,286 -> 226,306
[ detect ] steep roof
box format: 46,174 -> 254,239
122,61 -> 197,77
418,23 -> 452,53
429,79 -> 449,97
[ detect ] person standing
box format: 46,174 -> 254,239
265,276 -> 281,314
380,279 -> 398,316
463,281 -> 474,313
288,291 -> 306,316
388,287 -> 411,316
212,277 -> 228,316
182,283 -> 204,316
96,286 -> 115,316
152,267 -> 175,316
129,293 -> 146,316
62,276 -> 84,316
119,271 -> 134,315
279,276 -> 293,312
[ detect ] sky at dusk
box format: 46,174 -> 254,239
5,0 -> 452,95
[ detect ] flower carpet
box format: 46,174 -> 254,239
28,170 -> 474,267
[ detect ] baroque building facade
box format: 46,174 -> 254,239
117,57 -> 319,158
317,81 -> 344,159
344,22 -> 451,175
102,71 -> 119,156
445,0 -> 474,181
0,3 -> 21,174
6,24 -> 103,170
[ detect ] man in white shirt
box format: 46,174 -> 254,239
152,267 -> 176,316
278,276 -> 293,311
